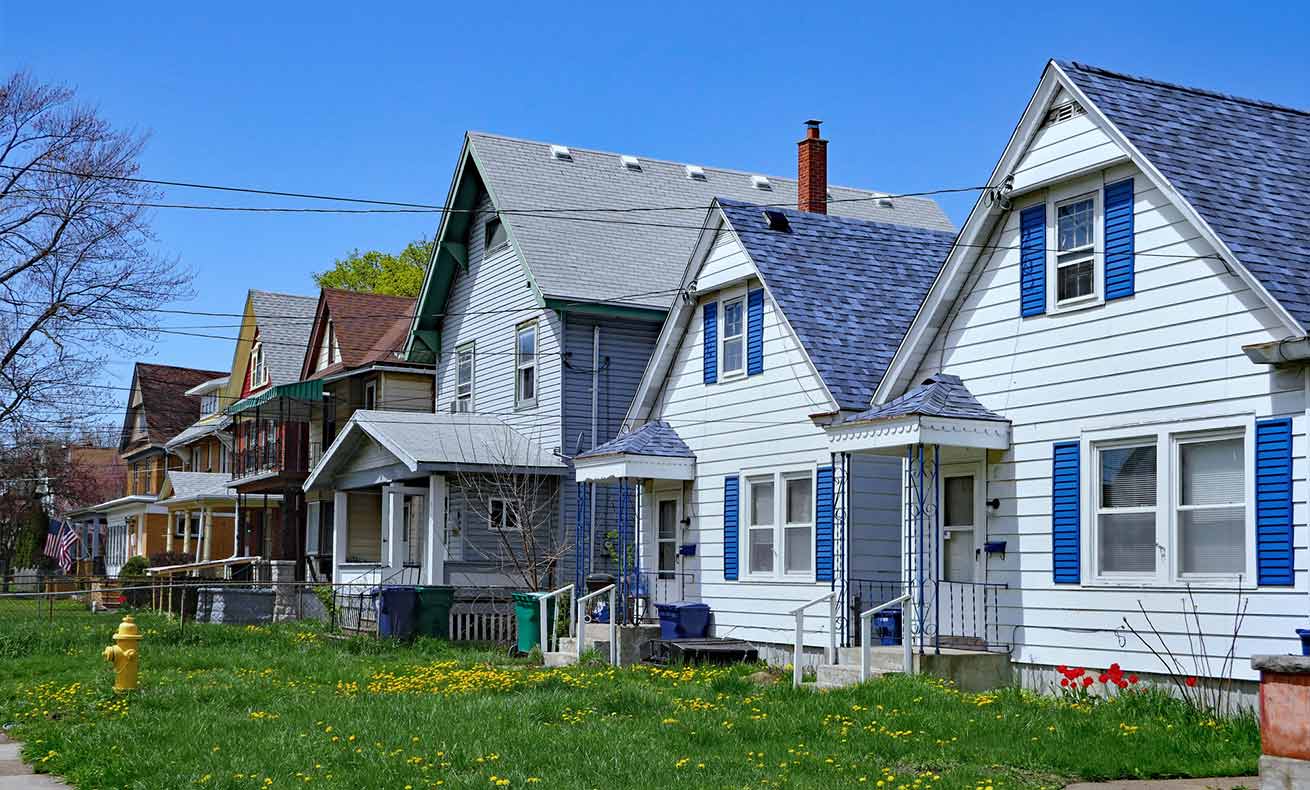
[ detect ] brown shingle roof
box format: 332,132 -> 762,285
302,289 -> 421,380
127,363 -> 227,449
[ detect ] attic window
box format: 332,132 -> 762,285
549,144 -> 573,161
751,175 -> 772,191
685,165 -> 707,181
485,217 -> 509,252
620,155 -> 642,172
1045,101 -> 1086,126
763,210 -> 790,232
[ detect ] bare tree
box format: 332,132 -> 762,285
0,71 -> 192,430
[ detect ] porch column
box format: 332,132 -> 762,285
182,509 -> 192,554
332,490 -> 348,570
202,508 -> 214,562
422,473 -> 448,585
165,513 -> 175,552
383,483 -> 405,574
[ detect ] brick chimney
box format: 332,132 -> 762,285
797,119 -> 827,214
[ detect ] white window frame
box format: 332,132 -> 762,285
454,343 -> 474,412
250,340 -> 269,388
515,320 -> 538,409
488,497 -> 521,532
1045,175 -> 1104,313
363,380 -> 377,410
741,465 -> 817,582
173,512 -> 201,540
656,496 -> 679,580
717,288 -> 747,380
200,392 -> 217,417
1081,415 -> 1257,588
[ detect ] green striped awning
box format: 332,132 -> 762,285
225,380 -> 324,416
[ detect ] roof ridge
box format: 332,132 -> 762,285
250,288 -> 319,302
137,361 -> 226,375
321,287 -> 416,303
717,198 -> 959,239
467,130 -> 919,201
1059,60 -> 1309,119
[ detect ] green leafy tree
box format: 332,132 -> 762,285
313,238 -> 433,297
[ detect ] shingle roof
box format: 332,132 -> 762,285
576,420 -> 693,460
1059,61 -> 1310,329
161,471 -> 234,502
249,290 -> 319,385
133,363 -> 228,446
717,200 -> 956,411
848,374 -> 1007,424
305,289 -> 420,380
469,132 -> 955,309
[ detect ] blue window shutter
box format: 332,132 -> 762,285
746,289 -> 764,375
816,465 -> 835,582
1052,441 -> 1081,584
1256,418 -> 1294,586
1020,204 -> 1046,317
702,302 -> 718,384
1104,178 -> 1135,300
723,475 -> 739,581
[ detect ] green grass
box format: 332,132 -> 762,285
0,608 -> 1258,790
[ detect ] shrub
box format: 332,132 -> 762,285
118,556 -> 149,579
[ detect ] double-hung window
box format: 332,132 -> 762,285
1087,419 -> 1252,585
489,498 -> 519,532
250,341 -> 268,388
515,321 -> 537,407
1054,194 -> 1096,304
454,344 -> 474,412
721,297 -> 745,376
745,468 -> 815,578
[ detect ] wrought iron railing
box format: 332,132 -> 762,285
932,579 -> 1008,652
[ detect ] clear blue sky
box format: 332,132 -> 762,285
2,2 -> 1307,412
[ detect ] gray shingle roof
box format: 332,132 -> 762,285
349,411 -> 565,470
161,471 -> 235,502
718,200 -> 956,411
1060,61 -> 1310,330
848,374 -> 1006,424
249,290 -> 319,385
469,132 -> 955,309
576,420 -> 693,460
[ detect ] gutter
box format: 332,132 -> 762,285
1242,337 -> 1310,365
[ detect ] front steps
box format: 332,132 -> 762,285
810,646 -> 1012,692
815,663 -> 885,689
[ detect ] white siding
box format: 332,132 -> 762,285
646,230 -> 902,648
1010,113 -> 1126,193
435,193 -> 563,450
909,152 -> 1308,681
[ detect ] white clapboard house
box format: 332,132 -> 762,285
578,61 -> 1309,691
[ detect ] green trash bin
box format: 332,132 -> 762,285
512,591 -> 555,654
415,585 -> 455,639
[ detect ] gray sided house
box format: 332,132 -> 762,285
305,126 -> 953,598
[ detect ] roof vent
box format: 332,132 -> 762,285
620,154 -> 642,172
549,144 -> 573,161
685,165 -> 707,181
751,175 -> 772,191
763,209 -> 790,232
1044,101 -> 1086,126
877,195 -> 894,208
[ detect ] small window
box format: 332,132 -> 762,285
485,217 -> 509,252
489,498 -> 520,531
1095,442 -> 1157,575
783,474 -> 813,574
200,393 -> 217,417
657,499 -> 678,580
363,380 -> 377,410
721,297 -> 744,375
515,321 -> 537,407
173,513 -> 201,540
1177,435 -> 1245,575
1055,195 -> 1095,304
249,340 -> 268,388
747,476 -> 775,574
455,344 -> 474,412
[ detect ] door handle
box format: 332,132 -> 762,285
975,548 -> 981,559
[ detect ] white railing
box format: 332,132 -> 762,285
539,584 -> 574,654
575,583 -> 618,666
859,592 -> 913,682
789,591 -> 837,689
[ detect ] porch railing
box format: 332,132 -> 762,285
859,593 -> 912,681
539,584 -> 573,654
575,583 -> 617,665
789,591 -> 837,689
933,579 -> 1008,652
632,570 -> 696,622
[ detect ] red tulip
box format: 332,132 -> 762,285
1060,678 -> 1070,687
1098,674 -> 1108,683
1117,680 -> 1128,689
1082,677 -> 1094,688
1128,675 -> 1139,685
1057,665 -> 1068,673
1185,677 -> 1198,687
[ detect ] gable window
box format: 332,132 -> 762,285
721,297 -> 745,376
200,392 -> 218,417
485,217 -> 508,253
249,340 -> 268,388
363,380 -> 377,410
515,320 -> 537,407
744,468 -> 816,578
1055,194 -> 1096,304
1087,419 -> 1253,585
455,344 -> 474,412
489,498 -> 520,531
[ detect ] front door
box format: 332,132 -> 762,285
940,464 -> 985,643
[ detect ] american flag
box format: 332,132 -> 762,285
42,521 -> 61,557
57,522 -> 80,574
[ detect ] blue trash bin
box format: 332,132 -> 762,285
374,586 -> 419,639
873,608 -> 902,646
655,602 -> 712,640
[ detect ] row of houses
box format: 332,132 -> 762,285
65,60 -> 1308,689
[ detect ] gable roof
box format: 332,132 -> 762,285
248,290 -> 319,386
846,373 -> 1006,424
408,131 -> 955,359
123,362 -> 227,451
158,471 -> 234,504
575,420 -> 692,460
302,288 -> 421,380
1058,61 -> 1310,330
717,200 -> 956,411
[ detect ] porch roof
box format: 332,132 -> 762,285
225,379 -> 324,416
574,420 -> 696,483
827,374 -> 1011,453
157,471 -> 236,508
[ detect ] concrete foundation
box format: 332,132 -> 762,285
557,623 -> 662,666
195,587 -> 274,624
1259,755 -> 1310,790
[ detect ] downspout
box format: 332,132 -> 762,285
589,324 -> 599,574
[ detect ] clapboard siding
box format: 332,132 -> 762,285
379,371 -> 434,412
908,146 -> 1307,680
644,232 -> 903,647
436,191 -> 563,449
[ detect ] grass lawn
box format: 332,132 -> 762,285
0,607 -> 1259,790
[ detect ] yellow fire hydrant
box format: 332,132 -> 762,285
102,615 -> 141,692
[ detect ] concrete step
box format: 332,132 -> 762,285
814,663 -> 882,689
542,651 -> 575,667
837,646 -> 909,673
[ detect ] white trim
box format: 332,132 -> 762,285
514,318 -> 538,408
1046,179 -> 1102,312
740,464 -> 818,583
827,414 -> 1012,453
573,453 -> 696,483
455,341 -> 475,412
718,288 -> 747,381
